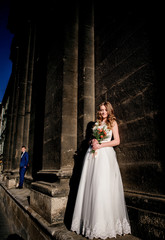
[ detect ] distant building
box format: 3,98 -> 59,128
0,90 -> 10,172
0,102 -> 2,171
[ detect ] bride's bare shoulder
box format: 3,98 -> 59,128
111,120 -> 118,128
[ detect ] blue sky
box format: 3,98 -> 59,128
0,0 -> 14,103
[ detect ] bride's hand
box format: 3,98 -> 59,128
91,139 -> 98,145
92,142 -> 101,150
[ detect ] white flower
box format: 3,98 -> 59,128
95,121 -> 99,126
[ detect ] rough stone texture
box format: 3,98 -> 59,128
77,0 -> 95,147
30,189 -> 67,224
94,1 -> 163,195
6,178 -> 16,189
30,181 -> 70,224
125,191 -> 165,239
94,2 -> 164,239
0,199 -> 13,239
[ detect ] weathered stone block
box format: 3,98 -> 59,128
6,178 -> 16,189
30,181 -> 69,224
30,189 -> 67,224
126,191 -> 165,240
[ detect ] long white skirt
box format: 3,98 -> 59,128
71,146 -> 131,239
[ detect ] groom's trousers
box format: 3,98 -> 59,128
19,167 -> 26,187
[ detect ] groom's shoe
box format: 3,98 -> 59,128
16,186 -> 23,189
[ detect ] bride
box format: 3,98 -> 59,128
71,101 -> 131,239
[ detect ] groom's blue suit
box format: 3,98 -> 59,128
19,151 -> 29,188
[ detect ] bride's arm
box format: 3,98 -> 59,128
92,121 -> 120,150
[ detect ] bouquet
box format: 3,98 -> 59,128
91,121 -> 109,153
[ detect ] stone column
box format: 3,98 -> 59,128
40,3 -> 78,176
8,45 -> 20,172
2,91 -> 13,172
3,41 -> 20,173
78,0 -> 95,147
1,97 -> 11,172
3,41 -> 21,187
30,3 -> 79,224
23,23 -> 36,184
12,23 -> 32,171
27,22 -> 47,180
60,10 -> 78,170
23,22 -> 34,148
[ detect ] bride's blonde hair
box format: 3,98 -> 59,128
96,101 -> 116,129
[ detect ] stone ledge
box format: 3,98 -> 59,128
37,169 -> 73,181
125,190 -> 165,214
31,181 -> 69,197
0,181 -> 141,240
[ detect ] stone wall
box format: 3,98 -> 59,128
94,2 -> 164,239
95,1 -> 163,194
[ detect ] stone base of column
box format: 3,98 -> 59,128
5,172 -> 19,189
36,168 -> 73,182
2,170 -> 11,181
30,178 -> 70,224
6,177 -> 16,189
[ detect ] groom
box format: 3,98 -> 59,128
17,146 -> 29,189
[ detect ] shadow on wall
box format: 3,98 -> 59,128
6,234 -> 24,240
64,121 -> 95,230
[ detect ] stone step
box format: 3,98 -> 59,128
68,231 -> 141,240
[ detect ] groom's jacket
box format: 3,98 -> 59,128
20,152 -> 29,168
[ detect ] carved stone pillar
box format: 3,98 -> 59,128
3,43 -> 20,173
27,22 -> 47,180
12,24 -> 31,171
30,3 -> 79,224
40,4 -> 78,177
2,87 -> 14,172
60,11 -> 79,171
78,0 -> 95,147
8,45 -> 20,173
23,24 -> 36,183
23,23 -> 35,148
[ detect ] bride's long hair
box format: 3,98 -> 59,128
96,101 -> 116,129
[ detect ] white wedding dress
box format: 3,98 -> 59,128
71,122 -> 131,239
